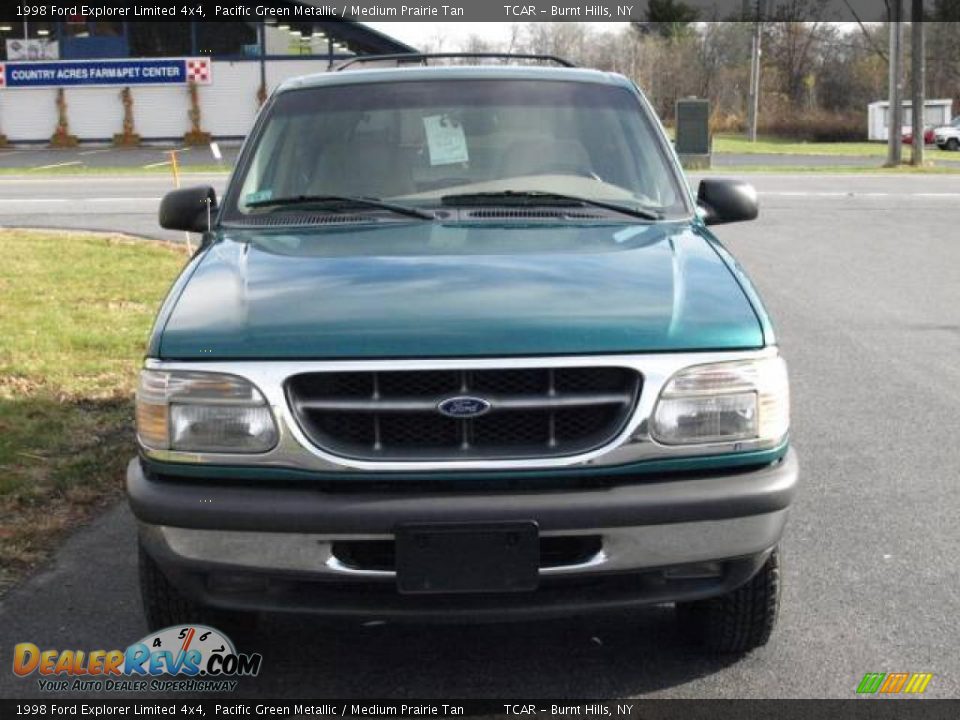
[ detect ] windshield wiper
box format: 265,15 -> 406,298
440,191 -> 663,221
246,194 -> 434,220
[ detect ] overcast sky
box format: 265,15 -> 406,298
365,22 -> 630,49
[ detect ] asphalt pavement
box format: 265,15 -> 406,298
0,172 -> 230,243
0,143 -> 241,169
1,141 -> 956,175
1,172 -> 959,699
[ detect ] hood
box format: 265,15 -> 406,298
154,221 -> 766,359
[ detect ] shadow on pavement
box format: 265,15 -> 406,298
242,610 -> 739,698
0,503 -> 740,699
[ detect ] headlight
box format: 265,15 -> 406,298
136,370 -> 278,453
651,355 -> 789,446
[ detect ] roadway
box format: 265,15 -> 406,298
1,171 -> 959,699
0,172 -> 229,243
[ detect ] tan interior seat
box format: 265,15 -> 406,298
499,138 -> 593,178
308,139 -> 415,198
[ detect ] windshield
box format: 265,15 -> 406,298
227,78 -> 688,221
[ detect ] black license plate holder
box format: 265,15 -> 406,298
395,522 -> 539,594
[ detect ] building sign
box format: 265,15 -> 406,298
5,38 -> 60,61
0,58 -> 211,89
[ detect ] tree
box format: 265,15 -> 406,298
632,0 -> 699,40
927,1 -> 960,106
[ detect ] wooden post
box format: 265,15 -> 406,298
0,91 -> 7,148
886,1 -> 905,167
49,88 -> 78,148
183,81 -> 211,146
169,150 -> 181,188
258,20 -> 268,106
910,0 -> 925,166
113,87 -> 141,147
747,6 -> 763,143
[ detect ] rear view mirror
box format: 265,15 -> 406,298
697,179 -> 758,225
159,186 -> 217,233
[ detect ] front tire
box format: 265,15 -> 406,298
675,546 -> 781,654
138,543 -> 257,634
947,138 -> 960,152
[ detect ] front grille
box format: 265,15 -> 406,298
286,366 -> 641,461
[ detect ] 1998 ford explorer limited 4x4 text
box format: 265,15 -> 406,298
129,56 -> 798,654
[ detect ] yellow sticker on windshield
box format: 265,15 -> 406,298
423,114 -> 469,166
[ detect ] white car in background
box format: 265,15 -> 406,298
934,116 -> 960,151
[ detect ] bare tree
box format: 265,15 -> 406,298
926,2 -> 960,106
632,0 -> 699,39
438,20 -> 894,140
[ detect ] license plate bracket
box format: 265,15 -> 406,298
395,522 -> 540,594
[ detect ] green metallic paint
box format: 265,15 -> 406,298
697,227 -> 778,346
141,66 -> 785,485
141,441 -> 788,484
151,221 -> 766,360
145,250 -> 207,358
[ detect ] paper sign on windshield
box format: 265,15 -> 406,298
423,114 -> 469,166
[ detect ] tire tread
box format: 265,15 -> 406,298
676,547 -> 781,654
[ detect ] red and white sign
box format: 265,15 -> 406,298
186,58 -> 211,84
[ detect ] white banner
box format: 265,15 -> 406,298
5,38 -> 60,61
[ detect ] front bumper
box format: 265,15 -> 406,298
129,449 -> 798,620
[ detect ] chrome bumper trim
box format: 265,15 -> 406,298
144,509 -> 789,579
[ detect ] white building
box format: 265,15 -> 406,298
0,10 -> 414,144
867,99 -> 955,141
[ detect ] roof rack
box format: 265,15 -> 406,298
334,52 -> 576,71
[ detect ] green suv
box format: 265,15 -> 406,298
129,56 -> 797,654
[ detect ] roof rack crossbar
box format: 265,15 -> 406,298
334,52 -> 576,71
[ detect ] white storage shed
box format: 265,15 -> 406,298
868,99 -> 955,141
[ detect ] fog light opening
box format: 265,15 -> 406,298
662,562 -> 723,580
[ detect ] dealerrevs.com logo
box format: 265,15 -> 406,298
13,625 -> 262,693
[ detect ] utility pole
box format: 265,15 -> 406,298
911,0 -> 925,166
887,0 -> 905,167
747,0 -> 764,142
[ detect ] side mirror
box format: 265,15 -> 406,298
159,186 -> 217,233
697,179 -> 758,225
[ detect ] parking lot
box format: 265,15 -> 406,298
1,170 -> 959,699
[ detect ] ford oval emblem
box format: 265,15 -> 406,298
437,396 -> 492,418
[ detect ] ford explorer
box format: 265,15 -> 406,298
128,57 -> 798,654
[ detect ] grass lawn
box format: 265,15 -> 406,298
0,230 -> 188,592
712,134 -> 958,162
705,163 -> 960,175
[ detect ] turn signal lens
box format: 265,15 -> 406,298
135,401 -> 169,450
